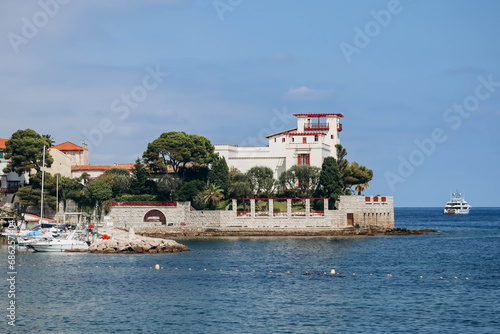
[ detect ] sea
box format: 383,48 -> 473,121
1,207 -> 499,333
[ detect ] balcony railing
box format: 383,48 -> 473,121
304,122 -> 329,131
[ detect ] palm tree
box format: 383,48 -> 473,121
42,134 -> 55,147
355,182 -> 370,195
196,184 -> 224,209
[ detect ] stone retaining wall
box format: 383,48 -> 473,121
105,196 -> 395,231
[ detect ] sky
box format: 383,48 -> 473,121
1,0 -> 499,207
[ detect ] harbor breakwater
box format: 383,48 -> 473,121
87,228 -> 190,254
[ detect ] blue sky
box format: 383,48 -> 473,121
1,0 -> 499,207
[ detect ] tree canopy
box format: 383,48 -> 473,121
334,144 -> 373,194
3,129 -> 54,176
143,131 -> 215,177
228,169 -> 252,199
342,162 -> 373,192
279,165 -> 321,198
246,166 -> 275,198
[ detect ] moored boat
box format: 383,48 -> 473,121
27,230 -> 89,252
444,191 -> 471,215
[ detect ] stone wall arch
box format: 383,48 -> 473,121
143,209 -> 167,225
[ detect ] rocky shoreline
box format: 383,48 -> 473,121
383,228 -> 438,235
85,228 -> 190,254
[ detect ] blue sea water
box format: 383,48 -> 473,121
1,208 -> 500,333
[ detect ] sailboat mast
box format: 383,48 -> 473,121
40,145 -> 45,224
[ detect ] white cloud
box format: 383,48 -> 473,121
283,86 -> 334,100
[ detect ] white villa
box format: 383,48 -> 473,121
215,113 -> 344,178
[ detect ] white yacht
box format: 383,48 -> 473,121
444,191 -> 471,214
27,230 -> 89,252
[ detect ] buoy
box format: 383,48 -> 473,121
465,277 -> 469,280
155,264 -> 160,270
252,270 -> 255,272
235,270 -> 239,272
439,277 -> 443,279
287,271 -> 291,274
387,274 -> 392,277
48,265 -> 51,267
370,273 -> 373,276
220,269 -> 222,271
454,277 -> 458,280
96,266 -> 99,268
352,273 -> 356,276
175,268 -> 178,270
189,268 -> 192,271
269,271 -> 273,273
419,276 -> 423,279
204,269 -> 207,271
161,267 -> 163,269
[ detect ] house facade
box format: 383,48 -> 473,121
0,138 -> 29,193
214,113 -> 343,178
50,141 -> 89,166
71,163 -> 135,179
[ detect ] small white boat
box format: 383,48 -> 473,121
444,191 -> 471,215
27,230 -> 89,252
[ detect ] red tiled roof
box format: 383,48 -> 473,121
52,141 -> 83,151
0,138 -> 9,149
71,163 -> 135,171
265,128 -> 297,138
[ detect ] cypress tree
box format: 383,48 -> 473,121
208,156 -> 230,194
319,157 -> 344,208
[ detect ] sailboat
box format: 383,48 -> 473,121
24,146 -> 89,252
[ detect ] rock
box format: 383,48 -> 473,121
88,227 -> 189,254
140,241 -> 152,252
117,240 -> 131,252
130,244 -> 143,252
